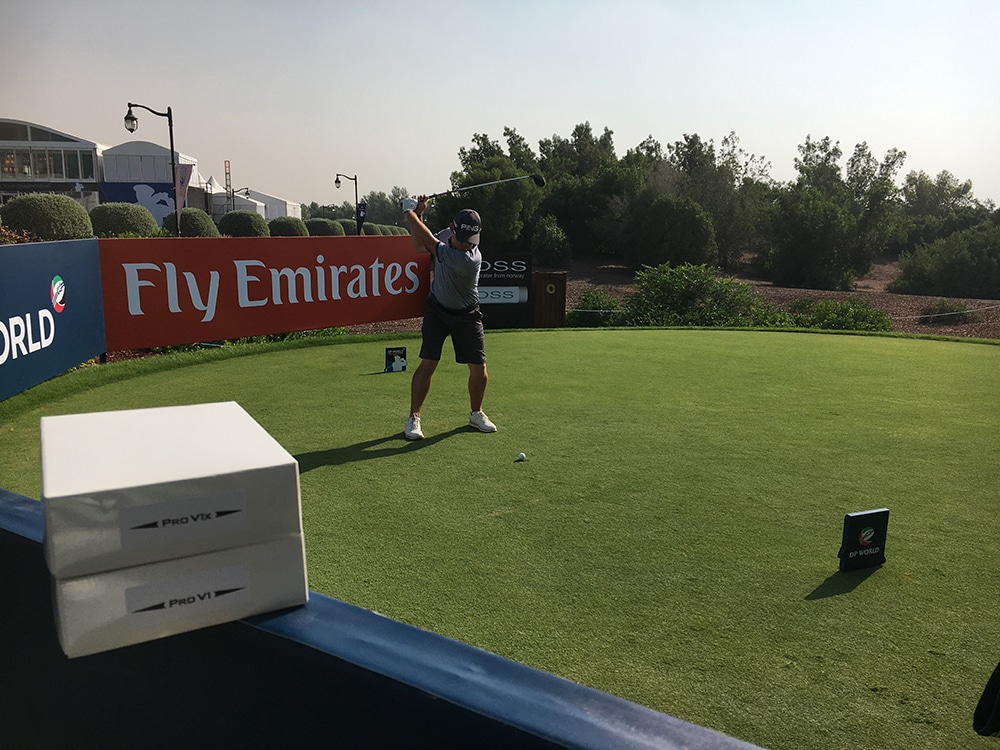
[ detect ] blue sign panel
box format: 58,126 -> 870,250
101,183 -> 176,227
0,239 -> 107,402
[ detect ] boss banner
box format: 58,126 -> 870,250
100,236 -> 431,351
478,254 -> 532,330
0,240 -> 107,402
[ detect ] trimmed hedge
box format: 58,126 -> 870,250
268,216 -> 308,236
336,218 -> 357,236
219,210 -> 270,237
305,218 -> 345,236
90,202 -> 159,238
0,193 -> 92,240
163,208 -> 221,237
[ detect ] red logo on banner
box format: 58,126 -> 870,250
100,236 -> 430,351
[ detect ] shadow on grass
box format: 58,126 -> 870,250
295,426 -> 468,473
805,566 -> 881,600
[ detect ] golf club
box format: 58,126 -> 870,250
427,173 -> 545,200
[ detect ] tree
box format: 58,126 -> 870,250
765,181 -> 856,290
761,135 -> 905,289
623,193 -> 717,268
667,132 -> 773,269
538,122 -> 616,179
892,169 -> 992,258
427,129 -> 545,252
888,221 -> 1000,299
845,141 -> 907,270
531,214 -> 570,268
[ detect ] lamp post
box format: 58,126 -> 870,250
124,102 -> 180,235
228,187 -> 250,214
335,173 -> 364,235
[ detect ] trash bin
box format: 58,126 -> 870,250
532,271 -> 566,328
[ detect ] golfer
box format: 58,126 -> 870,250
401,195 -> 496,440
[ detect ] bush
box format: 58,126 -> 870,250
624,194 -> 718,268
268,216 -> 308,236
619,263 -> 783,327
305,218 -> 345,236
788,297 -> 892,331
0,224 -> 37,245
337,219 -> 357,236
567,289 -> 622,327
887,223 -> 1000,299
532,214 -> 571,268
219,210 -> 270,237
361,224 -> 382,235
90,202 -> 159,238
163,208 -> 221,237
0,193 -> 92,240
917,299 -> 978,326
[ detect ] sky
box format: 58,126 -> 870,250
4,0 -> 999,207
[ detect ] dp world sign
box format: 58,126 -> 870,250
0,240 -> 107,402
838,508 -> 889,572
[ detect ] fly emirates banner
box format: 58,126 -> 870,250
100,236 -> 430,351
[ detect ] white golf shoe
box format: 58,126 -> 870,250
469,410 -> 497,433
404,415 -> 424,440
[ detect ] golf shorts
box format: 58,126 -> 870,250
419,296 -> 486,365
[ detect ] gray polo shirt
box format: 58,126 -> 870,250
430,228 -> 481,311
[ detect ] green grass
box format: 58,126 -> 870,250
2,329 -> 999,749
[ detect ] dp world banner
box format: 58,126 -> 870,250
0,240 -> 107,402
100,237 -> 430,351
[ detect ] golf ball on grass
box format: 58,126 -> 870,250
517,452 -> 526,461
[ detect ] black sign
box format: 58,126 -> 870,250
384,346 -> 407,372
838,508 -> 889,571
478,254 -> 532,329
356,201 -> 367,234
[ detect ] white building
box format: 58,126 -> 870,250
0,119 -> 105,211
203,178 -> 301,224
102,140 -> 205,227
0,118 -> 301,226
247,188 -> 301,222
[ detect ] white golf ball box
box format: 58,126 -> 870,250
40,401 -> 308,658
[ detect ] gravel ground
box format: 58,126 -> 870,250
344,256 -> 1000,341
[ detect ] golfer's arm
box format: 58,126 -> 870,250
404,210 -> 439,255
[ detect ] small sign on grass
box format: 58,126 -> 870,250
838,508 -> 889,572
384,347 -> 407,373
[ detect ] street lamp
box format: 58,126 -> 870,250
335,173 -> 365,235
124,102 -> 180,236
229,187 -> 251,213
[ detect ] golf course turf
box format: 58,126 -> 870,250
1,328 -> 998,749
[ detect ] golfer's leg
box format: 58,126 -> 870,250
468,363 -> 488,412
410,358 -> 438,416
